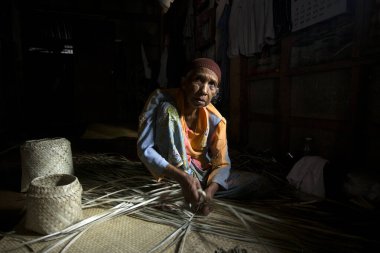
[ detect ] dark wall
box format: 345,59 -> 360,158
0,0 -> 162,145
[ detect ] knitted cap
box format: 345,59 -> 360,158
187,58 -> 221,82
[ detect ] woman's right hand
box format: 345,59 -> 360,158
178,173 -> 201,209
164,164 -> 201,209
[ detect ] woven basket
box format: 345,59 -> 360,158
25,174 -> 83,235
20,138 -> 74,192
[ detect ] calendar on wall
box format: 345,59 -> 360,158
291,0 -> 347,32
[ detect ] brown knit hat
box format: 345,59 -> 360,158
187,58 -> 221,82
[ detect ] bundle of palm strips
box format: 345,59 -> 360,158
1,153 -> 375,253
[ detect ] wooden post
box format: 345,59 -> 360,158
229,56 -> 246,146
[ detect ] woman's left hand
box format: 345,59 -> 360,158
199,182 -> 219,216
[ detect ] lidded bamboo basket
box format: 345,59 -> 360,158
25,174 -> 83,235
20,138 -> 74,192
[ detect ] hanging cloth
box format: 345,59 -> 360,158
287,156 -> 328,198
228,0 -> 276,57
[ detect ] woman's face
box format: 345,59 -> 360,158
182,67 -> 219,110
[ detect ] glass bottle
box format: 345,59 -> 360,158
303,137 -> 312,156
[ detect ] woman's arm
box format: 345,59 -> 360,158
208,119 -> 231,189
137,89 -> 170,178
199,119 -> 231,215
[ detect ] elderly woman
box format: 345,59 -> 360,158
137,58 -> 231,215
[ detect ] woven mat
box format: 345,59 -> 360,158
0,208 -> 278,253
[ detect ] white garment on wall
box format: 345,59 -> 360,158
228,0 -> 275,57
158,0 -> 175,13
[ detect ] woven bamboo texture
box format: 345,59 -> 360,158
20,138 -> 74,192
0,208 -> 267,253
1,153 -> 374,253
25,174 -> 83,235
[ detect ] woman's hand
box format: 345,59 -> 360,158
178,174 -> 202,209
163,164 -> 201,208
163,164 -> 220,215
200,182 -> 219,216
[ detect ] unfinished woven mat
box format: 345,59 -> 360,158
20,137 -> 74,192
25,174 -> 83,235
0,208 -> 260,253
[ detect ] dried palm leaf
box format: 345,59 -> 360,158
2,153 -> 375,253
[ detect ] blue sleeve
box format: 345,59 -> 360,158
137,89 -> 169,178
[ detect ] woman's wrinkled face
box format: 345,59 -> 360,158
182,67 -> 219,110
